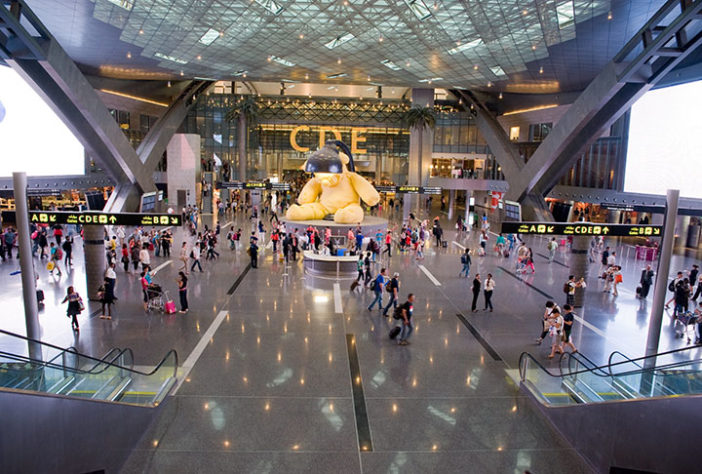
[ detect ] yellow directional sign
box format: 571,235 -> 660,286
24,211 -> 181,226
502,222 -> 662,237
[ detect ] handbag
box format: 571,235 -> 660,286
78,295 -> 85,312
46,262 -> 55,271
615,274 -> 623,284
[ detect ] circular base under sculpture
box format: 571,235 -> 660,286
302,250 -> 358,280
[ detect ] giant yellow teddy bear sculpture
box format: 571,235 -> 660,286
286,142 -> 380,224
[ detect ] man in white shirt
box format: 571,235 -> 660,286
606,251 -> 616,267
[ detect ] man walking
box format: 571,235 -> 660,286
564,275 -> 585,307
367,268 -> 387,311
459,248 -> 471,278
397,293 -> 415,346
383,272 -> 400,317
639,265 -> 654,299
483,273 -> 495,312
547,238 -> 558,263
471,273 -> 481,313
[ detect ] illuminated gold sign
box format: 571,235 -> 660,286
501,222 -> 662,237
290,126 -> 369,154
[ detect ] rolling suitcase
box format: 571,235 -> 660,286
441,240 -> 448,248
350,281 -> 360,292
36,289 -> 44,304
389,326 -> 401,340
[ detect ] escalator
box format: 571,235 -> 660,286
518,346 -> 702,473
0,328 -> 178,473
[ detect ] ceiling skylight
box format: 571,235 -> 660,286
199,28 -> 220,45
490,66 -> 506,77
254,0 -> 284,16
447,38 -> 483,55
270,56 -> 295,67
418,77 -> 443,82
404,0 -> 432,21
381,59 -> 401,71
556,1 -> 575,29
325,33 -> 355,50
154,52 -> 188,64
106,0 -> 134,11
327,73 -> 348,79
233,70 -> 248,76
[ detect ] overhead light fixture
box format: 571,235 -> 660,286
99,89 -> 168,107
418,77 -> 443,82
154,52 -> 188,64
498,92 -> 503,99
369,81 -> 384,86
490,65 -> 506,77
325,33 -> 355,49
381,59 -> 401,71
270,56 -> 295,67
326,73 -> 348,79
126,51 -> 132,59
503,104 -> 558,116
233,70 -> 248,76
305,73 -> 309,80
447,38 -> 483,55
280,78 -> 299,83
404,0 -> 432,21
539,66 -> 544,74
167,81 -> 171,87
199,28 -> 220,45
253,0 -> 284,15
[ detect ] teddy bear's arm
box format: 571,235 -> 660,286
348,172 -> 380,206
297,178 -> 322,204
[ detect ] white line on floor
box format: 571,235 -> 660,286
573,314 -> 606,338
222,221 -> 234,229
151,260 -> 173,275
452,241 -> 466,250
418,264 -> 442,286
172,310 -> 229,394
333,283 -> 343,313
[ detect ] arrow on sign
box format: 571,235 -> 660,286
49,215 -> 56,223
653,228 -> 661,235
108,216 -> 117,224
602,227 -> 610,235
547,226 -> 554,233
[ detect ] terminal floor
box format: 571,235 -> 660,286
2,209 -> 700,473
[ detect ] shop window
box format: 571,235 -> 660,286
528,122 -> 552,142
509,126 -> 520,141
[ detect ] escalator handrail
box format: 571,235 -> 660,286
608,350 -> 643,372
607,345 -> 702,371
0,328 -> 177,378
559,351 -> 611,378
521,348 -> 702,382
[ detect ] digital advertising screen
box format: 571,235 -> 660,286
0,66 -> 84,177
625,80 -> 702,198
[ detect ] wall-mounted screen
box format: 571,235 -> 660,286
0,66 -> 84,177
625,80 -> 702,198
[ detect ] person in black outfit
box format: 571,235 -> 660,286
249,242 -> 258,268
639,265 -> 654,299
471,274 -> 481,312
383,273 -> 400,316
62,236 -> 73,267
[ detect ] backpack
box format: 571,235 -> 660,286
563,282 -> 570,294
669,280 -> 676,292
372,276 -> 382,292
393,306 -> 403,320
461,254 -> 467,264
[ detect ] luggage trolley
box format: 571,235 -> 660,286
674,311 -> 698,343
146,284 -> 166,313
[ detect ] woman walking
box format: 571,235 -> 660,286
177,272 -> 189,313
61,286 -> 83,332
98,276 -> 115,320
139,243 -> 151,271
121,243 -> 130,272
179,242 -> 189,274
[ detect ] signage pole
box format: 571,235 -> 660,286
13,172 -> 42,360
643,189 -> 679,379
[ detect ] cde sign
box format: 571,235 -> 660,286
289,126 -> 368,154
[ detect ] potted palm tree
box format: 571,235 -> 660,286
226,95 -> 260,181
403,105 -> 436,185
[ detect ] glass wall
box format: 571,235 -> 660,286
433,112 -> 488,154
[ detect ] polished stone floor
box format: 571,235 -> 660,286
3,205 -> 702,473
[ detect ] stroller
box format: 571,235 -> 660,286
674,311 -> 699,343
146,283 -> 166,313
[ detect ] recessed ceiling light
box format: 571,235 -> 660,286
138,29 -> 144,35
381,59 -> 401,70
404,0 -> 432,21
126,51 -> 132,59
199,28 -> 220,45
233,70 -> 248,76
327,73 -> 348,79
196,55 -> 202,61
337,58 -> 342,64
447,38 -> 483,55
299,33 -> 304,39
379,36 -> 384,42
490,65 -> 506,76
539,66 -> 544,74
305,73 -> 309,79
253,0 -> 284,15
325,33 -> 355,49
